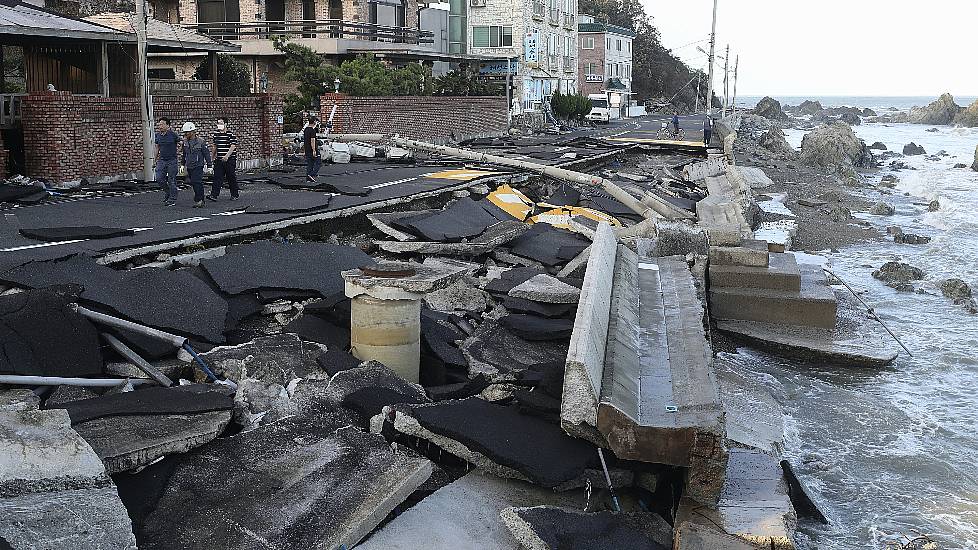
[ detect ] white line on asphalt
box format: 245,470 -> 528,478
1,239 -> 88,252
166,217 -> 210,224
367,177 -> 420,190
212,210 -> 248,216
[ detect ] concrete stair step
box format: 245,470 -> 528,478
709,265 -> 838,329
709,252 -> 801,291
709,240 -> 770,268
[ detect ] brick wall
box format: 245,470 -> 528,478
22,91 -> 283,183
578,32 -> 605,96
320,94 -> 507,142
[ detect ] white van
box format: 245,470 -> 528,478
586,95 -> 611,124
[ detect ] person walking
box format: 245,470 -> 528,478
208,117 -> 239,201
671,112 -> 681,136
703,116 -> 714,146
303,115 -> 321,182
179,121 -> 212,208
154,117 -> 180,207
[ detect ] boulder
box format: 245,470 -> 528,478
757,127 -> 797,158
799,123 -> 876,173
797,100 -> 823,115
972,144 -> 978,171
869,142 -> 888,151
868,202 -> 895,216
862,108 -> 878,117
754,96 -> 788,121
928,200 -> 941,212
839,112 -> 861,126
903,142 -> 926,156
894,233 -> 931,245
940,279 -> 972,301
952,99 -> 978,127
872,262 -> 925,285
909,93 -> 963,125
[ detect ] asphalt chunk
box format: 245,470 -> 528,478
500,314 -> 574,341
18,226 -> 135,242
507,224 -> 590,267
55,385 -> 234,425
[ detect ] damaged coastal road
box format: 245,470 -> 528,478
0,119 -> 830,550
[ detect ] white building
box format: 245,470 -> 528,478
458,0 -> 578,111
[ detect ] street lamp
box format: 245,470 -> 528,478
334,78 -> 341,93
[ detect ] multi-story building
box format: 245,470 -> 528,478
459,0 -> 577,112
128,0 -> 452,95
577,15 -> 633,117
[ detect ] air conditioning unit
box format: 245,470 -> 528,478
470,0 -> 486,6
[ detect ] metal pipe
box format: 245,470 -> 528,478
0,375 -> 156,387
181,343 -> 222,384
101,333 -> 174,387
74,306 -> 187,348
596,448 -> 621,512
822,267 -> 913,357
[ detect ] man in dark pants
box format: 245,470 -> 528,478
672,112 -> 681,135
208,117 -> 239,201
703,116 -> 713,146
180,121 -> 212,208
304,115 -> 321,182
154,117 -> 180,207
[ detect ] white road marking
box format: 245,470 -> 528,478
1,239 -> 88,252
212,210 -> 248,216
367,176 -> 421,190
167,217 -> 210,224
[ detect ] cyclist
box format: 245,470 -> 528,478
672,112 -> 681,136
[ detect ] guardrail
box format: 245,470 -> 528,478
187,19 -> 433,43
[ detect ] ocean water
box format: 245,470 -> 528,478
744,122 -> 978,548
738,95 -> 978,112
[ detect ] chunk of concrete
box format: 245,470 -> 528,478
423,281 -> 492,314
462,320 -> 569,376
0,409 -> 107,496
357,472 -> 584,550
500,506 -> 672,550
140,414 -> 432,550
73,410 -> 233,474
0,487 -> 137,550
0,389 -> 39,412
508,274 -> 582,304
675,522 -> 757,550
709,244 -> 770,268
716,358 -> 784,455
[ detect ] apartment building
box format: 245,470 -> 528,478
577,15 -> 634,117
458,0 -> 577,111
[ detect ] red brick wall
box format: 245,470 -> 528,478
578,32 -> 606,96
22,91 -> 283,183
319,94 -> 507,142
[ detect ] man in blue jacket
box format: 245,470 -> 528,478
180,122 -> 212,208
154,118 -> 180,207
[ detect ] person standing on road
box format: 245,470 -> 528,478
703,116 -> 714,146
180,121 -> 212,208
208,117 -> 239,201
154,118 -> 180,207
304,115 -> 321,182
672,112 -> 681,135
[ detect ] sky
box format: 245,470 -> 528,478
641,0 -> 978,98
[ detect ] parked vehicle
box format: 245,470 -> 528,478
586,95 -> 611,124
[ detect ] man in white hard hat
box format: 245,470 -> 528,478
179,121 -> 212,208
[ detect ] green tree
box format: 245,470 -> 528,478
432,70 -> 495,96
193,54 -> 252,97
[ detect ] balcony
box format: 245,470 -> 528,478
188,19 -> 434,44
532,1 -> 545,20
563,12 -> 575,29
563,56 -> 573,71
548,8 -> 560,25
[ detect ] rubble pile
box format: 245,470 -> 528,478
0,127 -> 824,550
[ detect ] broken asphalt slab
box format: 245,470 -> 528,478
392,397 -> 599,488
53,385 -> 234,425
462,320 -> 569,375
200,240 -> 373,304
0,486 -> 137,550
390,197 -> 508,242
0,289 -> 103,377
1,255 -> 229,343
18,226 -> 136,242
139,414 -> 432,550
500,506 -> 672,550
357,472 -> 584,550
500,314 -> 574,341
507,224 -> 590,267
509,274 -> 582,304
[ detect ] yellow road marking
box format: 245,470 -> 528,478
426,169 -> 501,180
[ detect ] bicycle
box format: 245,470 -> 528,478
656,121 -> 685,141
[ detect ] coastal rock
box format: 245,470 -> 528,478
798,100 -> 824,115
839,112 -> 861,126
758,127 -> 797,158
872,261 -> 925,287
972,144 -> 978,171
828,205 -> 852,222
952,99 -> 978,127
940,278 -> 972,301
909,93 -> 963,125
754,96 -> 789,121
862,108 -> 878,117
954,163 -> 968,169
868,202 -> 895,216
869,142 -> 888,151
902,142 -> 926,156
894,233 -> 931,245
879,174 -> 899,188
799,123 -> 876,173
928,200 -> 940,212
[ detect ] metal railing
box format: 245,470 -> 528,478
562,56 -> 574,71
0,94 -> 25,127
532,1 -> 545,19
187,19 -> 433,43
149,80 -> 213,96
548,8 -> 560,25
563,12 -> 575,28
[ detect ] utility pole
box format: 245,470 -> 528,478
705,0 -> 717,117
135,0 -> 154,183
721,44 -> 729,118
694,72 -> 700,113
731,54 -> 739,115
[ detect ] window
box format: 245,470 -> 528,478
582,36 -> 594,49
471,25 -> 513,47
585,62 -> 596,74
148,68 -> 176,80
606,37 -> 611,49
616,38 -> 621,51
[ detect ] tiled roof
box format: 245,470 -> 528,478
577,21 -> 636,37
85,12 -> 238,51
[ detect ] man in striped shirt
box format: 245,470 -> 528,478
208,117 -> 239,201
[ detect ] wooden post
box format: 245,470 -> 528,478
210,51 -> 219,97
99,41 -> 110,97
